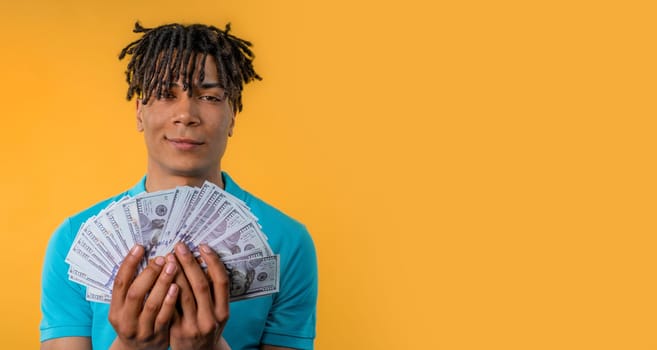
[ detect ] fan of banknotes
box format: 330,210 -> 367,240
66,181 -> 279,304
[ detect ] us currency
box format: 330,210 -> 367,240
165,185 -> 207,249
209,221 -> 272,257
187,200 -> 233,248
177,190 -> 226,245
66,237 -> 114,280
224,255 -> 280,301
122,198 -> 148,269
190,204 -> 250,253
92,214 -> 128,259
68,265 -> 115,292
80,224 -> 122,269
191,198 -> 232,239
172,184 -> 214,243
68,231 -> 115,275
68,182 -> 277,303
135,189 -> 176,258
121,199 -> 143,246
104,196 -> 136,252
154,187 -> 195,257
97,196 -> 135,255
86,287 -> 112,303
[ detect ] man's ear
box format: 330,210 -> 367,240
136,99 -> 144,132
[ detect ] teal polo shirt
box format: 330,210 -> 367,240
40,172 -> 318,349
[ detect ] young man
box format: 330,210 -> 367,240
40,22 -> 318,350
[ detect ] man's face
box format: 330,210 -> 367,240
136,55 -> 235,180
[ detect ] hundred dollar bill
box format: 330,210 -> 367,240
190,198 -> 232,240
92,214 -> 127,259
135,189 -> 176,258
179,190 -> 226,244
121,199 -> 142,245
68,232 -> 115,275
66,240 -> 113,280
86,287 -> 112,304
196,246 -> 266,269
101,196 -> 134,254
222,246 -> 265,261
79,224 -> 122,269
122,199 -> 148,269
190,204 -> 250,253
105,201 -> 136,252
154,187 -> 195,256
68,265 -> 114,292
67,182 -> 277,304
204,180 -> 251,215
209,221 -> 272,258
174,187 -> 202,230
224,255 -> 280,301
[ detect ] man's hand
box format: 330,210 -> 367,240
108,245 -> 179,350
169,243 -> 230,350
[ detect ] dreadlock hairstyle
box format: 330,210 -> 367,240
118,22 -> 262,113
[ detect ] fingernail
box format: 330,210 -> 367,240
176,243 -> 189,255
168,284 -> 178,296
165,263 -> 176,274
200,244 -> 212,254
167,254 -> 176,263
154,256 -> 165,266
130,245 -> 142,256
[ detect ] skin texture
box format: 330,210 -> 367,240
41,56 -> 296,350
136,55 -> 235,192
108,247 -> 179,350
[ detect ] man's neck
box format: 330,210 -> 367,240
144,170 -> 224,192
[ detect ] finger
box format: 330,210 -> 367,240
175,242 -> 214,319
139,254 -> 178,330
173,255 -> 197,320
153,283 -> 178,332
111,245 -> 144,308
123,255 -> 167,322
109,245 -> 144,332
200,244 -> 230,323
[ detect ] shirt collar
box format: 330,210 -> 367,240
127,172 -> 246,201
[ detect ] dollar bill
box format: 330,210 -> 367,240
154,187 -> 195,257
135,190 -> 176,258
224,255 -> 280,302
209,221 -> 272,257
67,182 -> 277,304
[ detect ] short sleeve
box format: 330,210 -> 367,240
40,218 -> 93,342
261,225 -> 318,349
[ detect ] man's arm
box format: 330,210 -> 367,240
41,337 -> 91,350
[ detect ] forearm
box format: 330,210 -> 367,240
40,337 -> 91,350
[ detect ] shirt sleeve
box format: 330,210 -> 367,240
40,218 -> 93,342
261,224 -> 318,349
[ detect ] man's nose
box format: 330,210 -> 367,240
172,94 -> 200,126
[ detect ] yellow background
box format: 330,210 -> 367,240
0,0 -> 655,348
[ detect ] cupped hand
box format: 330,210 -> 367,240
108,245 -> 179,350
169,243 -> 231,350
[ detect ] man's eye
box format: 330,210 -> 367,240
200,95 -> 223,102
161,91 -> 175,99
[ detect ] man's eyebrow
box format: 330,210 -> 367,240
199,82 -> 224,89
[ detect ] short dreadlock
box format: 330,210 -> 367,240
118,22 -> 262,113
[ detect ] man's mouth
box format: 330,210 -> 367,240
166,137 -> 204,150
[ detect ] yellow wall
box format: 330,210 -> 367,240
1,0 -> 655,348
